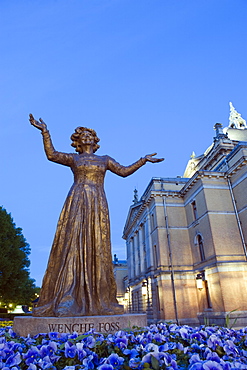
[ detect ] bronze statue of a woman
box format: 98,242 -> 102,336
29,114 -> 164,317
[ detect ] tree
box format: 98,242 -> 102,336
0,206 -> 37,307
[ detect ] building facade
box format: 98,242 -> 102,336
123,104 -> 247,327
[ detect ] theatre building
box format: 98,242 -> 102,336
122,103 -> 247,327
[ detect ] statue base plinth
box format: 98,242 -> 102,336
13,313 -> 147,337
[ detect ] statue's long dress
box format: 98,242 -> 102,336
33,131 -> 146,317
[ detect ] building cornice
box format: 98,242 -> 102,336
180,170 -> 226,196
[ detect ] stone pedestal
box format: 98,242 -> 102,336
13,313 -> 147,337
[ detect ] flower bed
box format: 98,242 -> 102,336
0,323 -> 247,369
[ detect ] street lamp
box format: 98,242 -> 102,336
142,281 -> 147,296
124,287 -> 130,301
196,272 -> 204,290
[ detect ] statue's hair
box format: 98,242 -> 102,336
70,127 -> 100,153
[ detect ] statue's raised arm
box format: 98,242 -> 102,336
107,152 -> 164,178
29,114 -> 73,167
29,113 -> 47,132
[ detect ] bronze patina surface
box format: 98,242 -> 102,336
29,114 -> 164,317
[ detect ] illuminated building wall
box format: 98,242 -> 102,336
123,106 -> 247,326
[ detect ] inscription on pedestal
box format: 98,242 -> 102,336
47,321 -> 120,333
13,314 -> 147,337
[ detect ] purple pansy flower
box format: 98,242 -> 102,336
207,335 -> 223,350
190,354 -> 202,364
26,364 -> 37,370
98,364 -> 114,370
64,341 -> 77,358
224,340 -> 239,356
23,346 -> 40,365
179,327 -> 189,340
85,335 -> 96,348
202,360 -> 224,370
75,342 -> 87,360
128,356 -> 141,368
144,342 -> 159,353
115,336 -> 128,349
82,354 -> 95,369
48,332 -> 59,341
123,348 -> 139,358
5,352 -> 21,367
189,363 -> 204,370
107,353 -> 125,368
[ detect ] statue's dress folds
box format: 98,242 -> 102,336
33,131 -> 146,317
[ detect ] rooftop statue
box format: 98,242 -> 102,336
29,114 -> 164,317
229,102 -> 247,129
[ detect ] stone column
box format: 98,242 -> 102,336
133,232 -> 139,278
128,237 -> 135,279
132,236 -> 136,278
136,230 -> 141,276
126,239 -> 132,279
146,209 -> 154,268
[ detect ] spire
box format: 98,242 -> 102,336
133,188 -> 138,204
229,102 -> 247,129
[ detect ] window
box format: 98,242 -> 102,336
191,200 -> 198,220
153,245 -> 158,268
151,213 -> 156,231
197,234 -> 205,261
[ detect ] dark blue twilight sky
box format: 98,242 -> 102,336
0,0 -> 246,286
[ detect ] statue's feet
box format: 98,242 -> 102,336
100,304 -> 124,316
112,304 -> 124,315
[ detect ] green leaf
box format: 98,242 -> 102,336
75,334 -> 88,341
151,355 -> 160,370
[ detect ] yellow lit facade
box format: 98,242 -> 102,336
123,107 -> 247,327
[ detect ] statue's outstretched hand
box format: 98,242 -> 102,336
29,114 -> 47,132
145,153 -> 164,163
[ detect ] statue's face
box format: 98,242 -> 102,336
80,130 -> 95,145
75,130 -> 95,153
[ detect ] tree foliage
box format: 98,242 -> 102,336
0,206 -> 37,306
